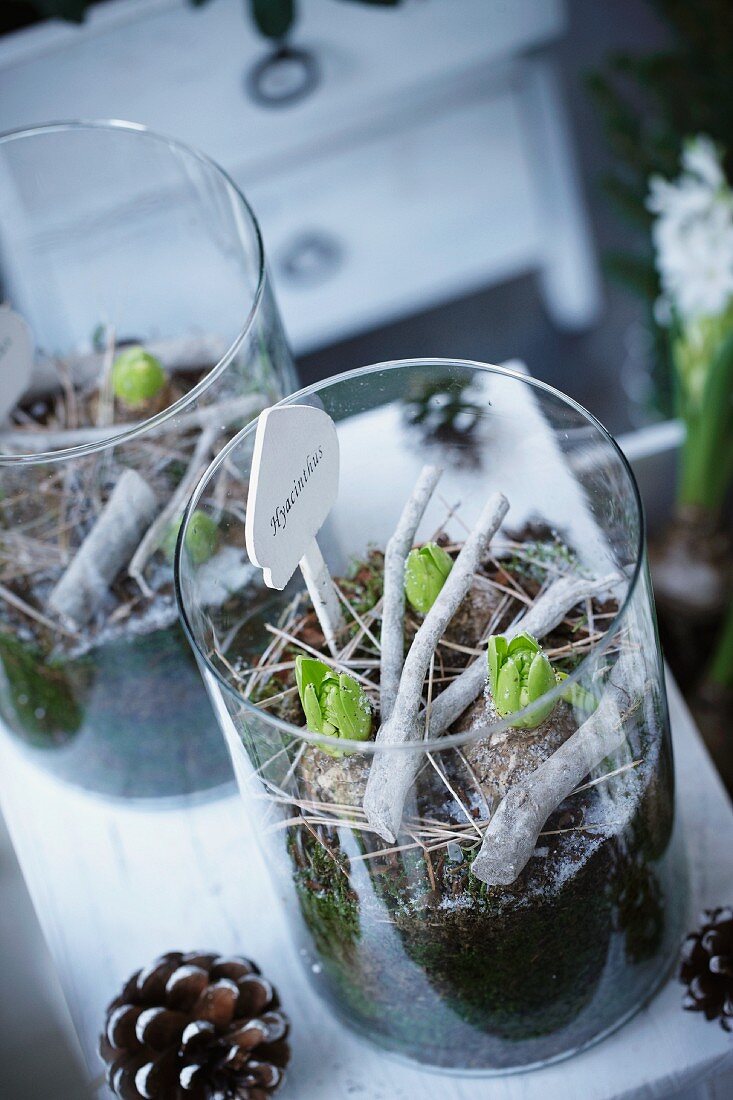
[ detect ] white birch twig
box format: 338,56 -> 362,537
128,425 -> 219,597
471,652 -> 638,885
299,539 -> 345,657
49,469 -> 158,625
95,326 -> 116,428
361,571 -> 623,847
0,393 -> 265,452
380,465 -> 442,720
509,572 -> 621,641
363,491 -> 509,842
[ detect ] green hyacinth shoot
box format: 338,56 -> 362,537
487,631 -> 558,729
111,346 -> 166,407
295,656 -> 372,756
162,510 -> 219,566
404,542 -> 454,613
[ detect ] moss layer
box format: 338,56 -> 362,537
0,626 -> 232,798
287,759 -> 678,1069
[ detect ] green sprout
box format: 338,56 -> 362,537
295,655 -> 371,756
111,346 -> 166,407
554,670 -> 599,716
404,542 -> 453,613
487,631 -> 558,729
162,510 -> 219,566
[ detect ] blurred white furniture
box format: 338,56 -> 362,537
0,673 -> 730,1099
0,0 -> 600,353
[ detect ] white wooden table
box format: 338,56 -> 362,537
0,0 -> 600,352
0,673 -> 731,1099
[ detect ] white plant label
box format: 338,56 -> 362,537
0,308 -> 33,423
245,404 -> 340,590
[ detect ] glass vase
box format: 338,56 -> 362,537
176,359 -> 686,1072
0,120 -> 296,799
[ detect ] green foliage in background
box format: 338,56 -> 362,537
589,0 -> 733,415
35,0 -> 88,18
708,594 -> 733,691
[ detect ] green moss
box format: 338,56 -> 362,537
280,767 -> 677,1066
0,626 -> 232,798
505,536 -> 580,587
378,843 -> 614,1040
0,632 -> 84,747
289,827 -> 360,959
287,827 -> 386,1022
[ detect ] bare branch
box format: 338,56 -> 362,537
363,491 -> 509,843
380,465 -> 442,719
471,653 -> 637,885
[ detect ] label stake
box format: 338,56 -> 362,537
245,405 -> 345,655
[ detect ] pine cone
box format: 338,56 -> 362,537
100,951 -> 290,1099
679,908 -> 733,1031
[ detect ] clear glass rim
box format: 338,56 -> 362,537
0,118 -> 266,467
175,358 -> 646,754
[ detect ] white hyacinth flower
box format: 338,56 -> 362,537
647,136 -> 733,327
682,135 -> 725,191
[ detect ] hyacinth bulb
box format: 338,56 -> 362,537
404,542 -> 453,613
111,346 -> 166,407
487,631 -> 558,730
295,656 -> 371,756
163,510 -> 219,566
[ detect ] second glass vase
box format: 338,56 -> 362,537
0,120 -> 296,799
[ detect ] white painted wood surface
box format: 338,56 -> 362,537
0,0 -> 600,351
0,0 -> 563,166
0,673 -> 730,1099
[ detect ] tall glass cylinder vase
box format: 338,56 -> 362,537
176,360 -> 687,1073
0,120 -> 296,799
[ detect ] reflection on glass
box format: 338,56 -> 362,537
0,121 -> 296,799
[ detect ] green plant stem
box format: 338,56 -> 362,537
678,415 -> 733,514
676,330 -> 733,516
707,598 -> 733,690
